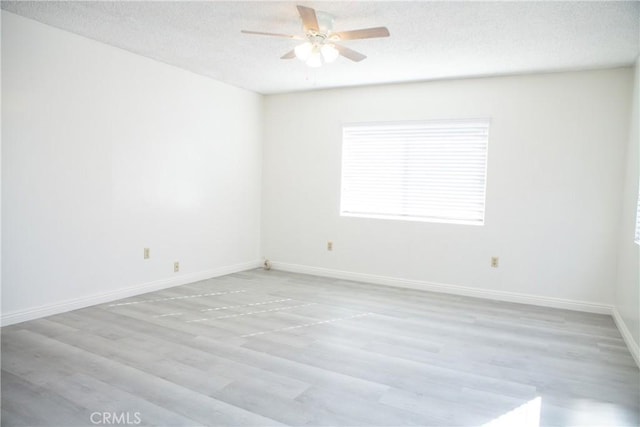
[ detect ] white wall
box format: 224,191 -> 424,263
1,12 -> 263,323
614,58 -> 640,363
263,68 -> 633,309
2,10 -> 635,329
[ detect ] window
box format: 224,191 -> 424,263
340,119 -> 490,225
635,187 -> 640,245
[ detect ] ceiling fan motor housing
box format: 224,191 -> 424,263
310,11 -> 335,37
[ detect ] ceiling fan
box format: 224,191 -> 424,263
241,5 -> 390,68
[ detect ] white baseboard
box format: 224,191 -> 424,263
271,261 -> 613,315
611,307 -> 640,368
1,260 -> 261,326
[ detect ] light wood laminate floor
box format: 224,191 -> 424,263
2,269 -> 639,426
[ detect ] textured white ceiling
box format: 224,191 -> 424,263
2,1 -> 639,94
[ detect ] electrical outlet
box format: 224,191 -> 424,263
327,241 -> 333,251
491,257 -> 499,268
174,262 -> 180,273
144,248 -> 150,259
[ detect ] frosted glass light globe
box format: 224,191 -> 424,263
306,51 -> 323,68
294,42 -> 313,61
321,44 -> 339,63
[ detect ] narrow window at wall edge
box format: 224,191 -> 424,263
340,118 -> 490,226
635,186 -> 640,245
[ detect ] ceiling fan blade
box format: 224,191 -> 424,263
241,30 -> 301,39
335,44 -> 367,62
331,27 -> 390,41
297,5 -> 319,32
281,50 -> 296,59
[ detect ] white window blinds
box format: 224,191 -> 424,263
340,119 -> 490,225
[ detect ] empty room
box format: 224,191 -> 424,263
1,1 -> 639,426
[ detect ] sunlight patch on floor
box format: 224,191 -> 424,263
482,396 -> 541,427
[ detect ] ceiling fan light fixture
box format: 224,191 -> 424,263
242,5 -> 390,67
294,42 -> 313,61
306,50 -> 323,68
321,44 -> 339,63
